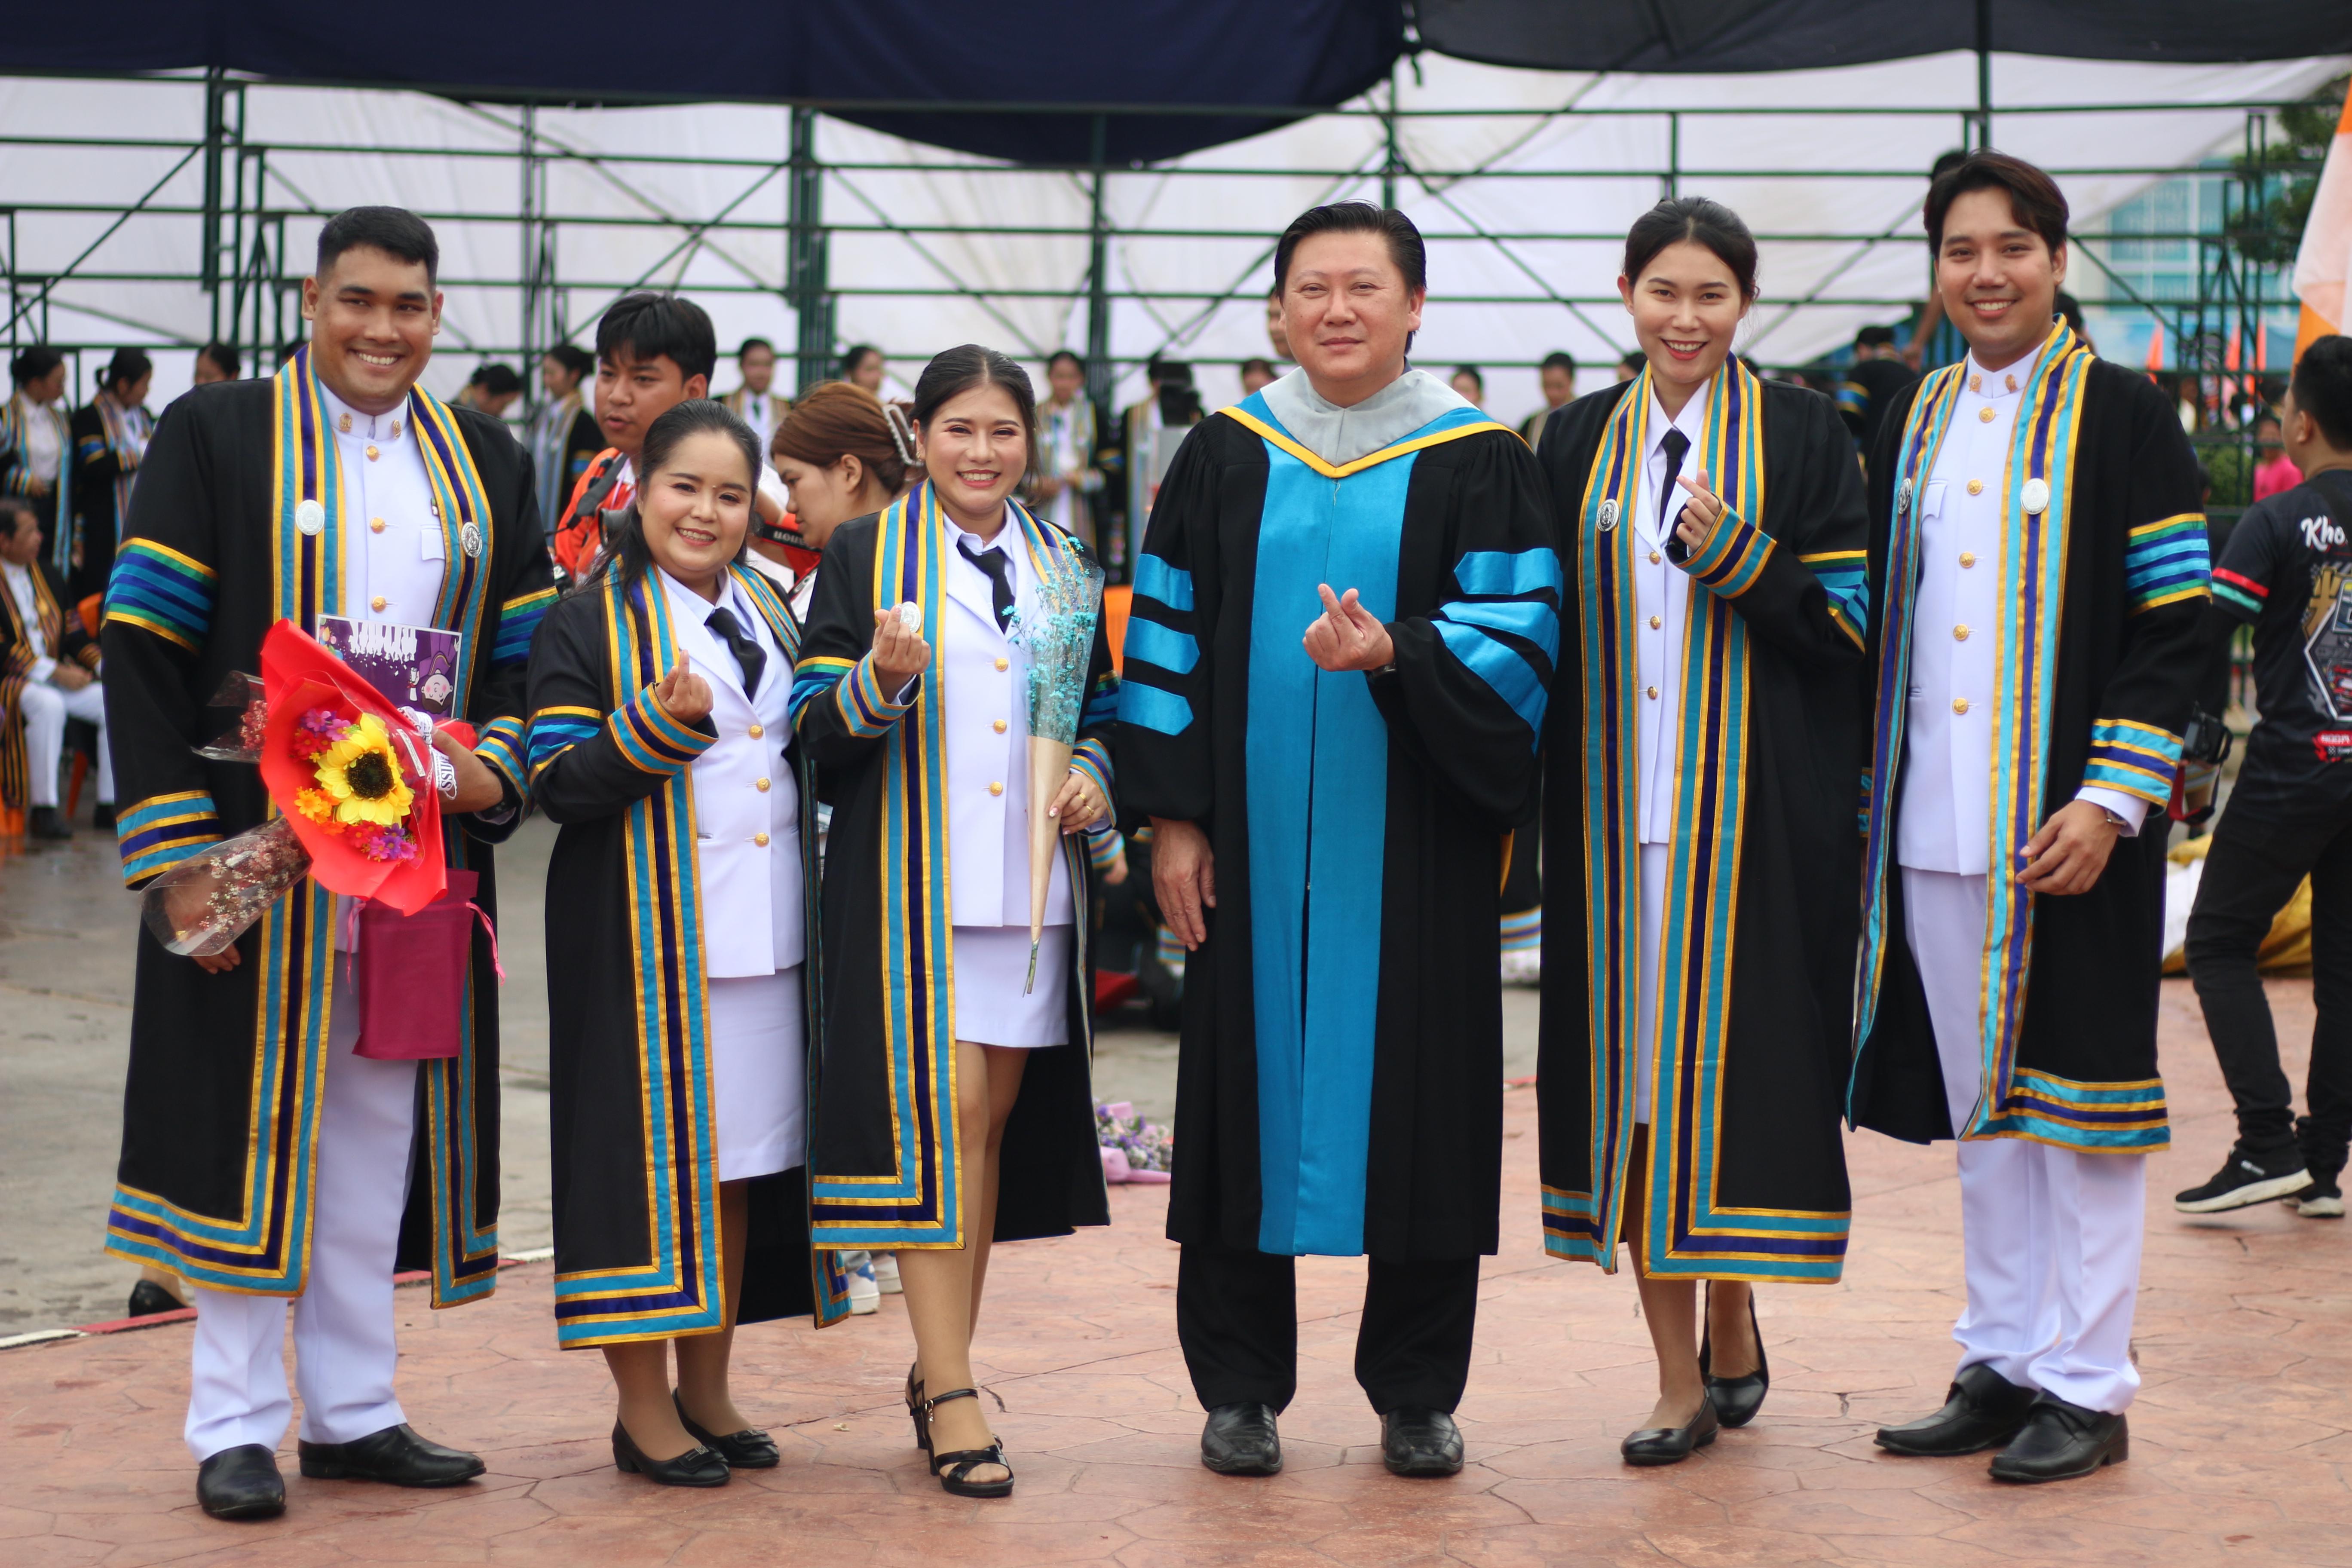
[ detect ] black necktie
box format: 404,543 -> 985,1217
704,606 -> 765,699
957,537 -> 1017,631
1658,426 -> 1692,559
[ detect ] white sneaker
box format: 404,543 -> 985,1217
870,1252 -> 902,1294
845,1255 -> 880,1314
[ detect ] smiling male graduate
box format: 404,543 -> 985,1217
101,206 -> 551,1521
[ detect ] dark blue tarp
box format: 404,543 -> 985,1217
0,0 -> 1405,164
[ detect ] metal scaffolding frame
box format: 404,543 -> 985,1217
0,64 -> 2323,485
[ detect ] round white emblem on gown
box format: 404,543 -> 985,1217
896,601 -> 923,634
295,499 -> 326,536
1897,478 -> 1914,518
2021,478 -> 2051,515
1597,498 -> 1619,533
460,520 -> 483,558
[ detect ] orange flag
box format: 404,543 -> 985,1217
2144,317 -> 2164,382
2294,77 -> 2352,360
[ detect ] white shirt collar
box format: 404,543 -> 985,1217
317,379 -> 412,443
657,563 -> 751,626
1644,380 -> 1711,460
1962,353 -> 2028,401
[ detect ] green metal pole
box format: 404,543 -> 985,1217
1085,114 -> 1112,407
787,107 -> 831,395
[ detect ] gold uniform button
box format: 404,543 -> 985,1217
369,595 -> 387,612
1648,551 -> 1663,565
1648,614 -> 1663,630
1966,479 -> 1984,496
365,444 -> 381,460
1977,407 -> 1996,424
1959,551 -> 1977,568
994,657 -> 1009,672
754,777 -> 771,793
748,723 -> 763,738
992,719 -> 1008,733
1954,625 -> 1970,641
753,832 -> 770,848
1952,698 -> 1971,715
989,781 -> 1004,796
1646,685 -> 1660,700
369,517 -> 386,533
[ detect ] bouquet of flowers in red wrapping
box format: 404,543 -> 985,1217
143,621 -> 468,955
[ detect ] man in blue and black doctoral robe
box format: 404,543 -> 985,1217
1117,203 -> 1557,1476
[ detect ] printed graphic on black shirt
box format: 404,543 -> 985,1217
2214,472 -> 2352,812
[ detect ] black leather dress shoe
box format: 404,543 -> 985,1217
1989,1396 -> 2128,1483
1874,1364 -> 2037,1457
1621,1398 -> 1720,1466
674,1389 -> 779,1469
1200,1402 -> 1283,1476
297,1423 -> 484,1487
92,802 -> 116,832
1701,1285 -> 1770,1429
1380,1407 -> 1464,1477
612,1421 -> 729,1487
27,806 -> 70,840
197,1444 -> 285,1520
126,1278 -> 185,1318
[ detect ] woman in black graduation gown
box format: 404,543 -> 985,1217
530,401 -> 845,1488
793,345 -> 1115,1498
69,348 -> 153,602
1534,198 -> 1870,1464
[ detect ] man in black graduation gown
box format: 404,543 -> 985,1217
102,208 -> 551,1519
1852,155 -> 2207,1483
1116,202 -> 1557,1479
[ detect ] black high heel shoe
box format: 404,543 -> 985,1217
918,1387 -> 1014,1498
904,1363 -> 926,1451
1700,1283 -> 1770,1428
673,1390 -> 778,1469
611,1421 -> 729,1487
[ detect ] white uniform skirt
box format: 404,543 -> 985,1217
951,924 -> 1072,1047
707,965 -> 806,1182
1635,845 -> 1668,1127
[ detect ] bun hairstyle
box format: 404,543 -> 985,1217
910,344 -> 1038,481
10,345 -> 63,388
102,347 -> 153,395
770,380 -> 914,495
1621,196 -> 1760,300
598,398 -> 762,589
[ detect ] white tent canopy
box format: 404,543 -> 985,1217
2,48 -> 2342,428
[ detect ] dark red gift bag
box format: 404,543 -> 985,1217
352,868 -> 499,1060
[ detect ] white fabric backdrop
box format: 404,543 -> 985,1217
1,49 -> 2341,430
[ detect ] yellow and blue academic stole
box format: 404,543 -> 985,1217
1547,360 -> 1843,1279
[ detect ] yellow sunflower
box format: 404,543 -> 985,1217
312,712 -> 415,827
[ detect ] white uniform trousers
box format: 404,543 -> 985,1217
18,678 -> 110,808
1902,868 -> 2145,1415
184,968 -> 420,1461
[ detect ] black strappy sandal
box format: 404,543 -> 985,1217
918,1387 -> 1014,1498
904,1363 -> 926,1451
1700,1283 -> 1771,1428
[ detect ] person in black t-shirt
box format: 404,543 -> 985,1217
2176,334 -> 2352,1219
1833,325 -> 1917,474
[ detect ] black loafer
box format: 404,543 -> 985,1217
126,1278 -> 185,1319
1701,1285 -> 1770,1429
1621,1398 -> 1719,1466
1874,1363 -> 2037,1457
1988,1396 -> 2128,1483
196,1443 -> 285,1520
297,1423 -> 485,1487
1380,1407 -> 1464,1477
27,806 -> 70,840
674,1389 -> 779,1469
611,1421 -> 730,1487
1200,1401 -> 1283,1476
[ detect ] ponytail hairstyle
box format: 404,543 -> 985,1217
770,380 -> 914,497
597,398 -> 762,590
101,347 -> 153,398
910,344 -> 1038,483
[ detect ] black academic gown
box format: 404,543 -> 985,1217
793,482 -> 1114,1251
100,357 -> 551,1305
1534,366 -> 1868,1281
1851,328 -> 2208,1152
0,553 -> 98,809
1115,393 -> 1558,1262
528,560 -> 846,1348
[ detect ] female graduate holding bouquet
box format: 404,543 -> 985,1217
1534,198 -> 1870,1464
792,344 -> 1116,1498
530,400 -> 845,1488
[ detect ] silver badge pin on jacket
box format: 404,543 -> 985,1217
1597,498 -> 1619,533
